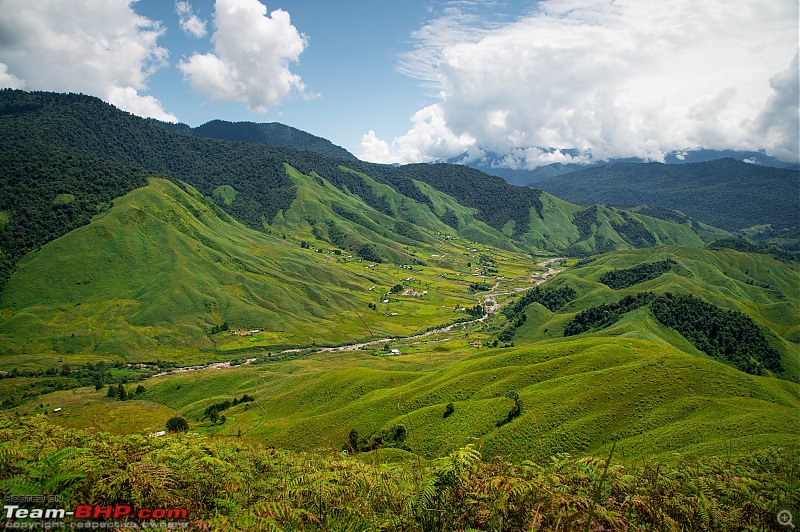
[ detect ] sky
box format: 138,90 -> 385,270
0,0 -> 797,168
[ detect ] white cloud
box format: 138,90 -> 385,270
363,0 -> 799,166
176,1 -> 207,38
748,53 -> 799,162
360,104 -> 474,164
179,0 -> 308,113
0,63 -> 24,89
0,0 -> 177,122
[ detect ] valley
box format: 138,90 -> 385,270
0,90 -> 797,530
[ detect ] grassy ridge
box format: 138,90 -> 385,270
520,246 -> 800,380
0,89 -> 709,269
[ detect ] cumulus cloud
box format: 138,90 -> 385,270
0,63 -> 24,89
748,53 -> 800,162
361,104 -> 474,164
176,1 -> 207,38
363,0 -> 799,166
179,0 -> 308,113
0,0 -> 177,122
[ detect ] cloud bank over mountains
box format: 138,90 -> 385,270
361,0 -> 799,167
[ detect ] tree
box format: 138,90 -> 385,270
107,385 -> 117,399
388,424 -> 407,443
443,402 -> 455,418
116,383 -> 127,401
347,429 -> 360,452
391,283 -> 403,294
165,416 -> 189,433
497,390 -> 523,427
135,384 -> 145,395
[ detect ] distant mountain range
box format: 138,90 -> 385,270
451,149 -> 800,186
534,159 -> 799,244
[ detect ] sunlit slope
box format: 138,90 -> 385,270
519,198 -> 704,255
270,165 -> 452,263
0,178 -> 486,360
515,246 -> 800,379
77,335 -> 800,463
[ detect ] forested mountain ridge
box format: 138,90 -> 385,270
536,159 -> 799,241
0,89 -> 700,288
156,118 -> 357,160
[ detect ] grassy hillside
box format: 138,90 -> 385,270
7,247 -> 796,464
519,196 -> 703,256
0,89 -> 707,274
1,415 -> 794,531
16,334 -> 799,466
513,246 -> 800,380
0,177 -> 540,365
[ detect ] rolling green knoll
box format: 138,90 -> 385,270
0,177 -> 530,365
3,243 -> 798,473
22,334 -> 800,465
514,246 -> 800,380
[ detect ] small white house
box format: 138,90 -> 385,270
53,408 -> 62,413
390,349 -> 402,356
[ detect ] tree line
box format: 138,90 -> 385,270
599,259 -> 676,289
498,285 -> 577,342
563,292 -> 784,375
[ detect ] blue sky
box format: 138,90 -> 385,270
133,0 -> 446,153
0,0 -> 797,167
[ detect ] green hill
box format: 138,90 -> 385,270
158,118 -> 357,160
7,244 -> 797,467
0,178 -> 507,362
508,246 -> 800,381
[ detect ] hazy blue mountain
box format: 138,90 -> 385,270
535,159 -> 799,238
451,148 -> 799,186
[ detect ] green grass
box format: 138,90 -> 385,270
0,171 -> 796,471
18,333 -> 799,464
211,184 -> 238,206
0,177 -> 540,367
521,246 -> 800,380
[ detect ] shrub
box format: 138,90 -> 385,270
165,416 -> 189,433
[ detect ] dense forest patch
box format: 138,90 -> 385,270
564,292 -> 784,375
599,259 -> 677,289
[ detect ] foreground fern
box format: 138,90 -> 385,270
0,415 -> 795,530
